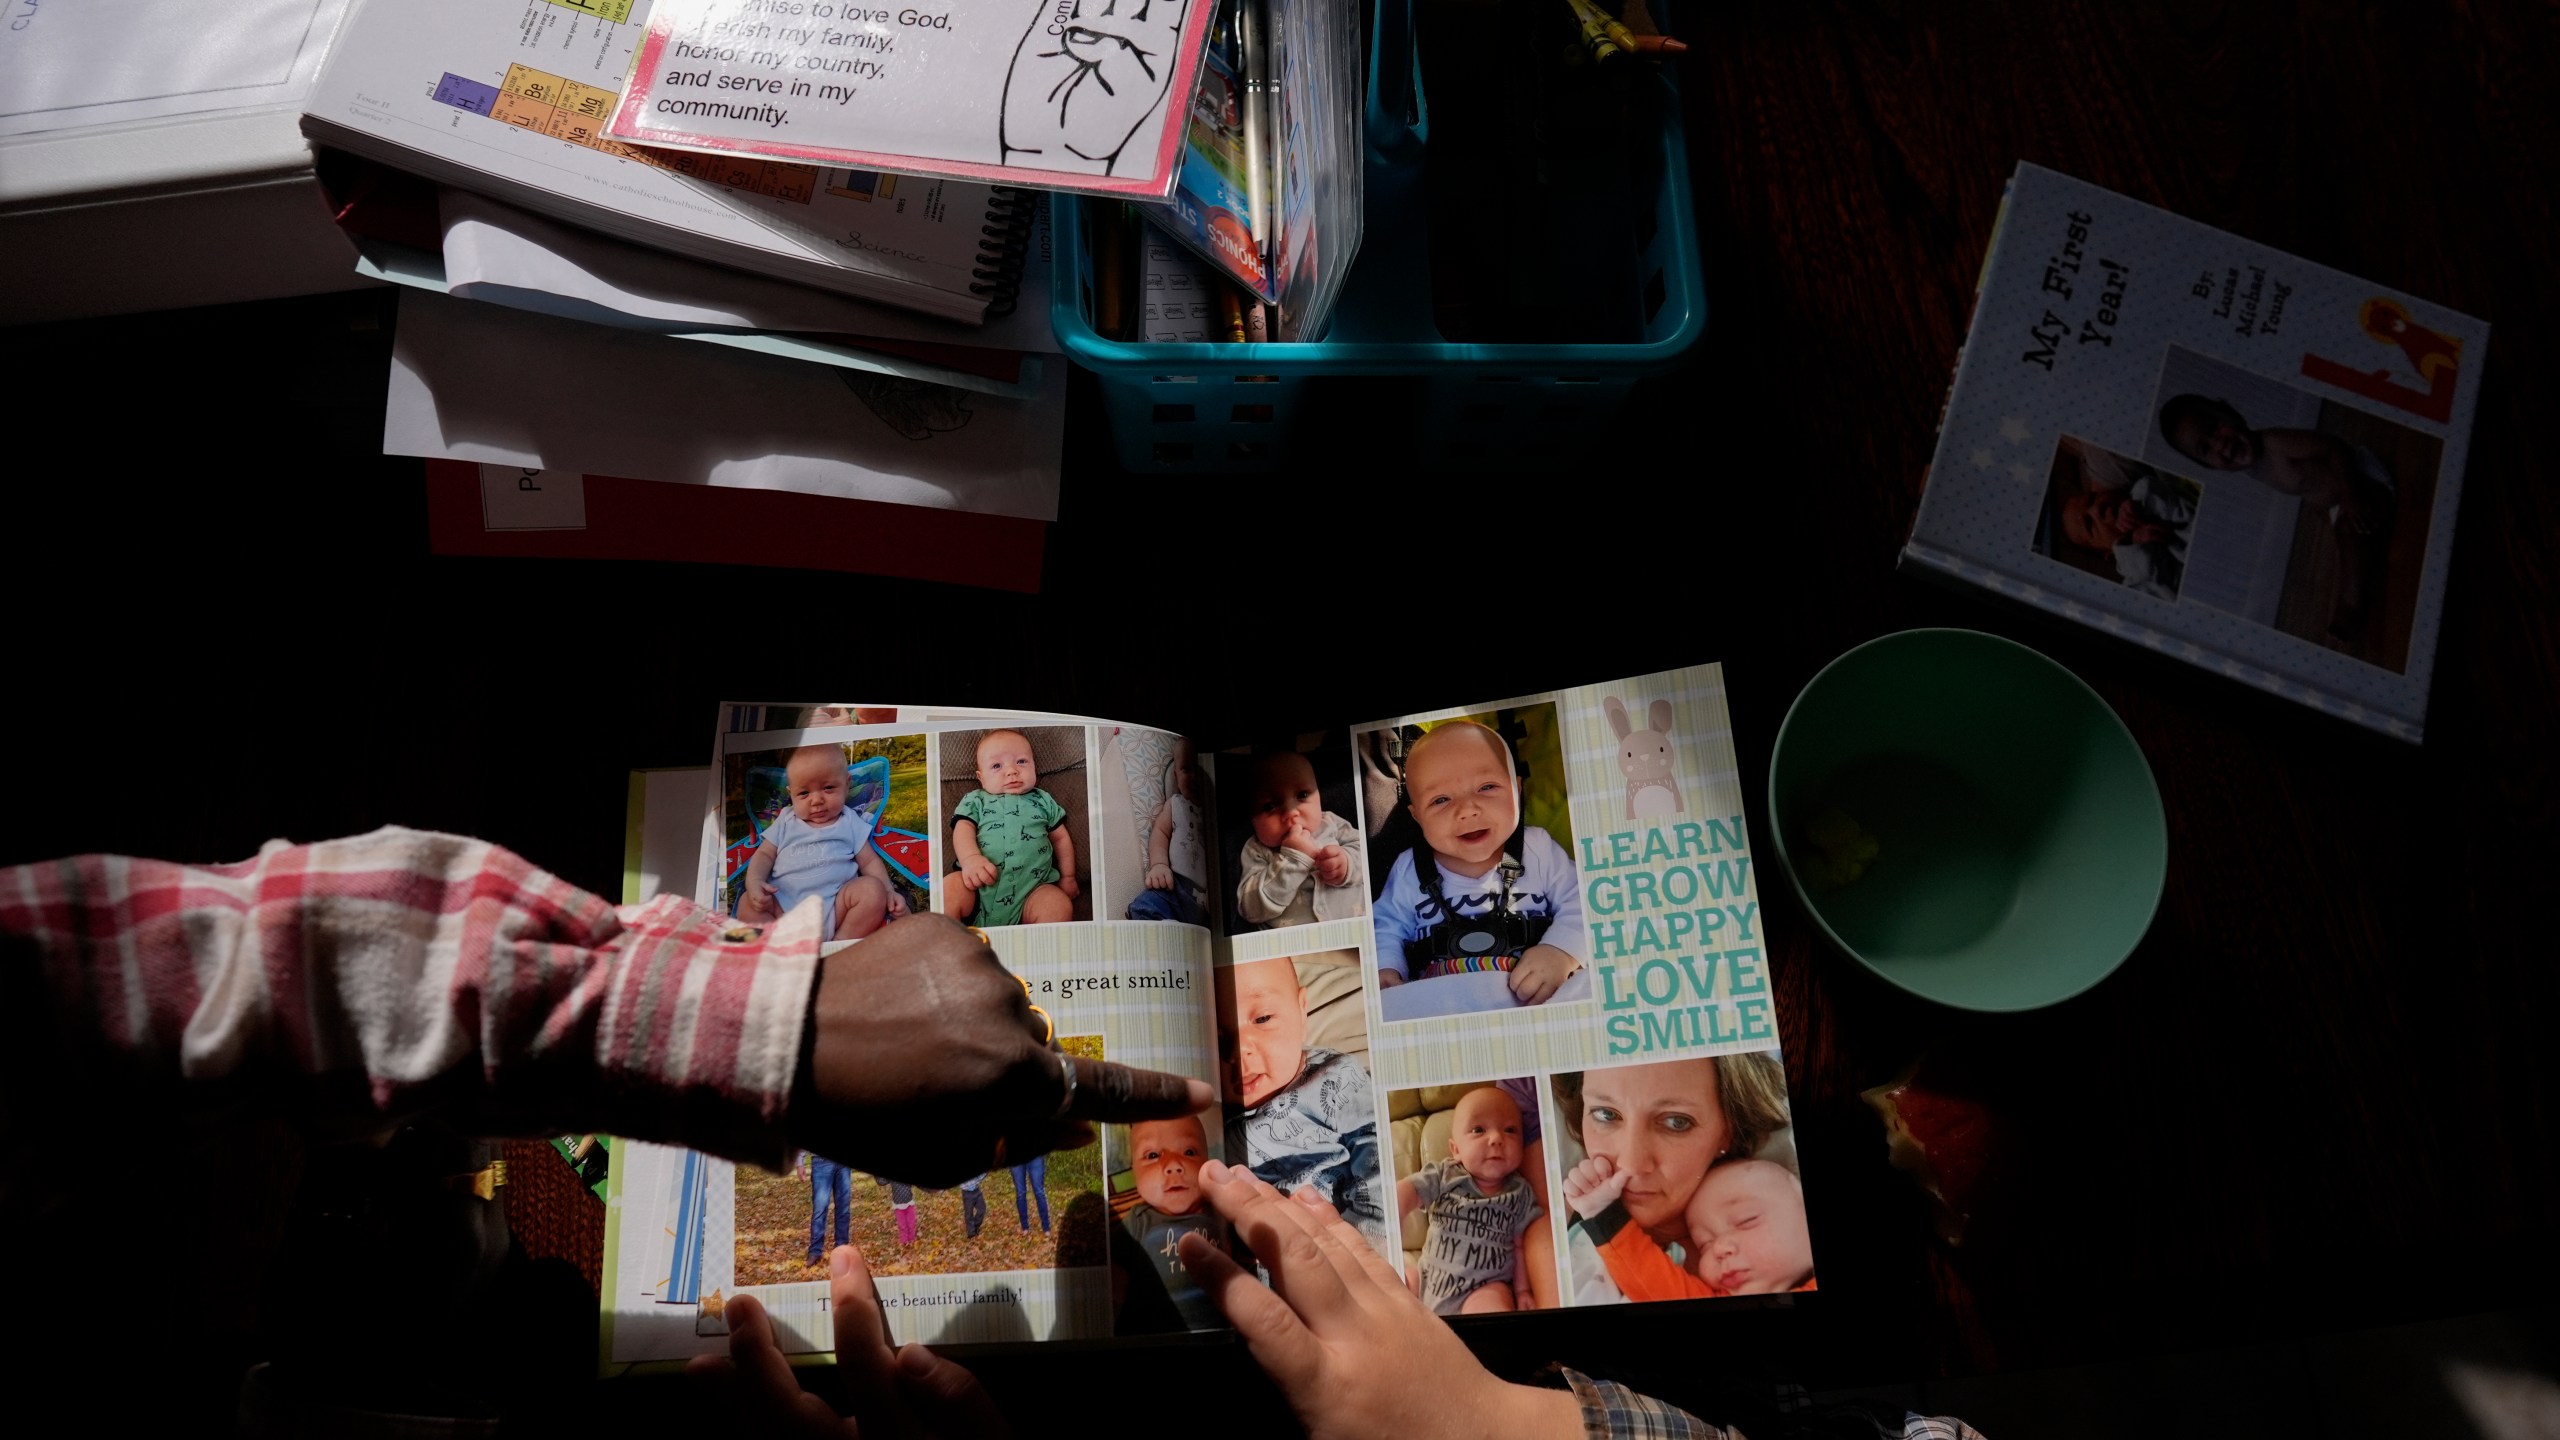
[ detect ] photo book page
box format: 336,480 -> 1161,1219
602,668 -> 1811,1370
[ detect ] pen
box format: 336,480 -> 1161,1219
1236,0 -> 1270,269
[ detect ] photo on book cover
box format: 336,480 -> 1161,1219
1213,732 -> 1369,937
1354,701 -> 1592,1025
2034,436 -> 2206,602
1550,1052 -> 1809,1307
1098,726 -> 1219,929
1388,1077 -> 1558,1314
718,731 -> 934,936
2137,346 -> 2443,673
1904,162 -> 2485,741
938,725 -> 1097,927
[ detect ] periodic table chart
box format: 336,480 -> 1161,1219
423,0 -> 903,207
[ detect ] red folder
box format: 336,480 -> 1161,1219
422,458 -> 1044,592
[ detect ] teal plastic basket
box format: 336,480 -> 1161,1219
1050,0 -> 1707,472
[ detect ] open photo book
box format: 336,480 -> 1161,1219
602,666 -> 1807,1371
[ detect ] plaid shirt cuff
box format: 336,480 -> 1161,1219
1557,1367 -> 1732,1440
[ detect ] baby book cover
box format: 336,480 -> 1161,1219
1904,162 -> 2488,742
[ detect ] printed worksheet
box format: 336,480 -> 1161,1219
0,0 -> 350,138
305,0 -> 1033,319
607,0 -> 1217,198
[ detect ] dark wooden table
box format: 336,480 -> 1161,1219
8,0 -> 2554,1428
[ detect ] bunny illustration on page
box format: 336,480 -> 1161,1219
1604,696 -> 1683,821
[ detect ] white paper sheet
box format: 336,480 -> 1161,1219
0,0 -> 349,139
608,0 -> 1216,199
439,188 -> 1060,353
385,290 -> 1062,521
303,0 -> 1031,321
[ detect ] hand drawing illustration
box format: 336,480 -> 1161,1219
840,371 -> 976,440
998,0 -> 1189,176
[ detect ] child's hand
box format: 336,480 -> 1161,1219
1508,945 -> 1578,1005
1176,1163 -> 1582,1440
738,882 -> 782,924
886,889 -> 910,919
1313,844 -> 1351,888
1145,863 -> 1173,890
961,856 -> 999,889
1377,970 -> 1404,989
1282,814 -> 1322,857
1561,1155 -> 1629,1222
1058,874 -> 1081,900
691,1247 -> 1013,1439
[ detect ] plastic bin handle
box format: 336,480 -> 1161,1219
1366,0 -> 1428,164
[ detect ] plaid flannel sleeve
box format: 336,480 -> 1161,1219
1559,1368 -> 1735,1440
1556,1369 -> 1990,1440
0,826 -> 821,1169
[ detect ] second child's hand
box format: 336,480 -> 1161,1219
690,1245 -> 1007,1439
1179,1161 -> 1582,1440
696,1164 -> 1581,1440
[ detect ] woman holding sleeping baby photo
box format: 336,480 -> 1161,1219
1552,1052 -> 1813,1305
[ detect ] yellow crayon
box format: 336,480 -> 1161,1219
1561,0 -> 1626,64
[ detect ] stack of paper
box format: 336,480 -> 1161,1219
386,287 -> 1064,588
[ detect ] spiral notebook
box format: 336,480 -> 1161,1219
302,0 -> 1035,323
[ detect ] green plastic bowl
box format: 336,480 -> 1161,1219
1767,629 -> 2166,1012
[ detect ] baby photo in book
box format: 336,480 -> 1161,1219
1097,727 -> 1216,929
1104,1112 -> 1230,1334
1356,704 -> 1592,1023
939,726 -> 1095,926
2137,346 -> 2444,673
1389,1078 -> 1557,1314
720,733 -> 932,937
742,1034 -> 1109,1289
609,667 -> 1807,1369
1214,734 -> 1368,936
2033,436 -> 2206,601
1216,950 -> 1392,1261
1550,1052 -> 1810,1307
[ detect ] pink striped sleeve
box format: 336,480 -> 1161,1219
0,827 -> 819,1169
